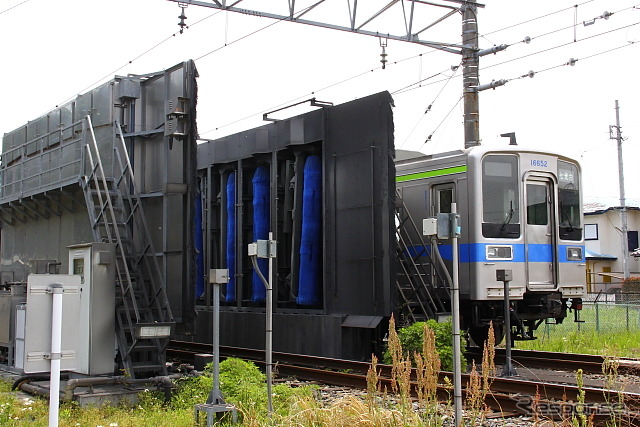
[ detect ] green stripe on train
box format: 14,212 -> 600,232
396,165 -> 467,183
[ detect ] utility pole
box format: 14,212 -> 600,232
462,3 -> 480,148
611,100 -> 630,280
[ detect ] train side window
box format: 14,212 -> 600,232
434,184 -> 454,214
482,155 -> 520,238
526,184 -> 548,225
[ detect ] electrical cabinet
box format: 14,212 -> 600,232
20,275 -> 81,373
68,243 -> 116,375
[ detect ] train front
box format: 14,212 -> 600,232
466,146 -> 586,344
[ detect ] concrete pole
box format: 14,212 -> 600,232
462,3 -> 480,148
614,100 -> 630,280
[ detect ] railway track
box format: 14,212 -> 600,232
168,341 -> 640,423
467,347 -> 640,376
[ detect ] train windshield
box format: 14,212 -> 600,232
558,161 -> 582,240
482,155 -> 520,238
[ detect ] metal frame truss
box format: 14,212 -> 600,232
169,0 -> 485,54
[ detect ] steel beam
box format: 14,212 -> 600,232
44,192 -> 71,215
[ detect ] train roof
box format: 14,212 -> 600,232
395,144 -> 581,167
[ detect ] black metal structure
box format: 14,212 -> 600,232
193,92 -> 396,360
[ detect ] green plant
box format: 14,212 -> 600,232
385,319 -> 467,371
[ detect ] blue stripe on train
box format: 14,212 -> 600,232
406,243 -> 584,263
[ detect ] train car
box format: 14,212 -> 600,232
395,145 -> 586,344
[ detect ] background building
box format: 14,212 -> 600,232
584,200 -> 640,293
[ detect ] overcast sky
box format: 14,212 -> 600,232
1,0 -> 638,203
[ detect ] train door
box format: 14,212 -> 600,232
524,177 -> 556,287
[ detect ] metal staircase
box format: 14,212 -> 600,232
80,117 -> 174,378
395,189 -> 450,325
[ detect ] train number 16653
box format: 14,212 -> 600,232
530,159 -> 548,167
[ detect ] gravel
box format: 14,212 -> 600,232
307,383 -> 540,426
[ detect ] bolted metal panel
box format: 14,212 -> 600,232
47,110 -> 61,147
91,84 -> 113,127
60,104 -> 73,141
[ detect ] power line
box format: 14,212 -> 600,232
55,7 -> 227,108
199,50 -> 446,136
418,95 -> 463,151
483,20 -> 640,73
481,0 -> 596,37
399,63 -> 462,149
0,0 -> 30,16
511,41 -> 636,80
395,19 -> 640,150
504,3 -> 640,47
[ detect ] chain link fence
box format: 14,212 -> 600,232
522,293 -> 640,349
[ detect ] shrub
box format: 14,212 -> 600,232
385,319 -> 467,371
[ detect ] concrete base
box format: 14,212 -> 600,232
28,380 -> 147,408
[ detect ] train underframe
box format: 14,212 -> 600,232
465,292 -> 584,346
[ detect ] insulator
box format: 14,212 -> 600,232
178,7 -> 188,34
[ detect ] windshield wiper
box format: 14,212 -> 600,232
500,201 -> 514,231
560,202 -> 575,232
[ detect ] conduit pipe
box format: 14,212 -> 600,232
16,375 -> 179,403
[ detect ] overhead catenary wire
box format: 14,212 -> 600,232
209,15 -> 638,143
197,0 -> 639,130
0,0 -> 31,16
206,4 -> 639,146
398,62 -> 462,149
14,0 -> 639,152
54,7 -> 228,108
481,0 -> 596,37
417,95 -> 463,151
199,49 -> 446,136
503,3 -> 639,47
392,13 -> 640,150
484,20 -> 640,74
379,7 -> 639,97
519,41 -> 636,78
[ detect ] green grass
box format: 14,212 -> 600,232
0,385 -> 197,426
0,358 -> 317,426
515,303 -> 640,357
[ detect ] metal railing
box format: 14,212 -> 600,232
0,121 -> 86,202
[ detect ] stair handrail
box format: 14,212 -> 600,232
395,189 -> 449,314
113,121 -> 174,324
82,116 -> 141,323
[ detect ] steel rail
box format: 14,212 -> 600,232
467,347 -> 640,376
168,340 -> 640,420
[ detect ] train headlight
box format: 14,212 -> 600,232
566,247 -> 583,261
486,245 -> 513,260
